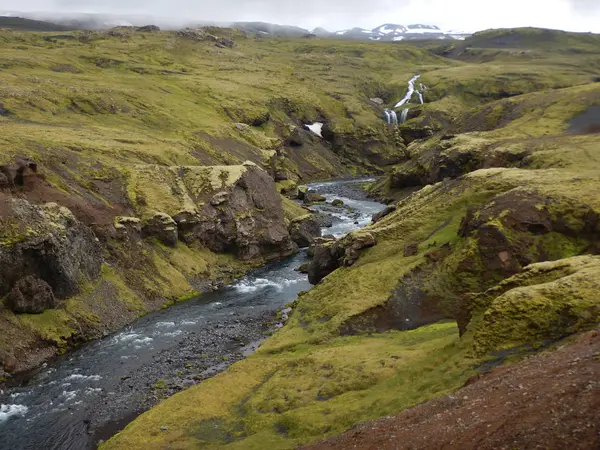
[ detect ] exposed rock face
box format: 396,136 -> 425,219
174,165 -> 296,261
142,213 -> 178,247
308,231 -> 376,284
114,216 -> 142,242
289,215 -> 322,248
0,157 -> 39,189
0,200 -> 102,299
340,231 -> 376,266
6,276 -> 56,314
308,241 -> 344,284
177,28 -> 235,48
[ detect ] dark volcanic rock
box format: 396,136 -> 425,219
174,163 -> 296,261
308,242 -> 343,284
331,199 -> 344,207
6,276 -> 56,314
308,231 -> 376,284
0,200 -> 102,299
142,213 -> 178,247
0,156 -> 39,189
304,192 -> 326,204
372,206 -> 396,223
136,25 -> 160,32
289,215 -> 322,248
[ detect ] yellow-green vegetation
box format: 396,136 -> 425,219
0,28 -> 446,187
102,322 -> 479,450
470,256 -> 600,354
104,27 -> 600,449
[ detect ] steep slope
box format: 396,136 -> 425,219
0,29 -> 450,376
103,28 -> 600,450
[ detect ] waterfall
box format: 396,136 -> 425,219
384,109 -> 398,125
400,108 -> 409,124
416,91 -> 424,104
394,74 -> 421,108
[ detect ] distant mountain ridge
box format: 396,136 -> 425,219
314,23 -> 470,41
0,11 -> 471,40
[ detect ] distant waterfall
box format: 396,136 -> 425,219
384,109 -> 398,125
394,74 -> 425,108
400,108 -> 409,124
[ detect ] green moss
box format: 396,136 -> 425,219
16,309 -> 77,350
469,256 -> 600,354
101,265 -> 147,312
102,322 -> 479,450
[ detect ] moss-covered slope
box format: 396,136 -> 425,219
103,27 -> 600,449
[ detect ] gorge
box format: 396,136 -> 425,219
0,24 -> 599,450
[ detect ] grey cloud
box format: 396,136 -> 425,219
568,0 -> 600,13
9,0 -> 407,28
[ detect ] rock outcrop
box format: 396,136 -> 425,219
0,199 -> 102,299
6,276 -> 55,314
142,213 -> 178,247
289,215 -> 322,248
173,164 -> 296,261
308,230 -> 376,284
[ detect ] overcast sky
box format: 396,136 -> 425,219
1,0 -> 600,32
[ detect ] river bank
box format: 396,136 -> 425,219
0,178 -> 385,450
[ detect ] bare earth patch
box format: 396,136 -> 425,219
304,330 -> 600,450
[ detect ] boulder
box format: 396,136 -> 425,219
297,185 -> 308,200
0,156 -> 39,189
308,242 -> 343,284
289,215 -> 322,248
0,173 -> 9,189
312,212 -> 334,229
304,192 -> 326,204
370,97 -> 384,105
372,206 -> 396,223
6,276 -> 55,314
331,199 -> 344,207
340,231 -> 377,266
307,231 -> 376,284
142,213 -> 178,247
296,263 -> 310,274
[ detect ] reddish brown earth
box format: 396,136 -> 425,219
304,330 -> 600,450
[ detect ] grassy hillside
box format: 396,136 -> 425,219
102,28 -> 600,449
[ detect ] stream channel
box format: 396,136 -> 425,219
0,178 -> 385,450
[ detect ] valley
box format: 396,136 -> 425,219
0,23 -> 599,450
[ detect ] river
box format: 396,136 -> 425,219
0,179 -> 385,450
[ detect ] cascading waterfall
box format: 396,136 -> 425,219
400,108 -> 410,124
384,109 -> 398,125
394,74 -> 421,108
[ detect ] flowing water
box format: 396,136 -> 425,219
0,179 -> 385,450
394,74 -> 422,108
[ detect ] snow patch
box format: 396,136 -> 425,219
306,122 -> 323,138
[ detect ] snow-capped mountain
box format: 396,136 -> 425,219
315,23 -> 470,41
